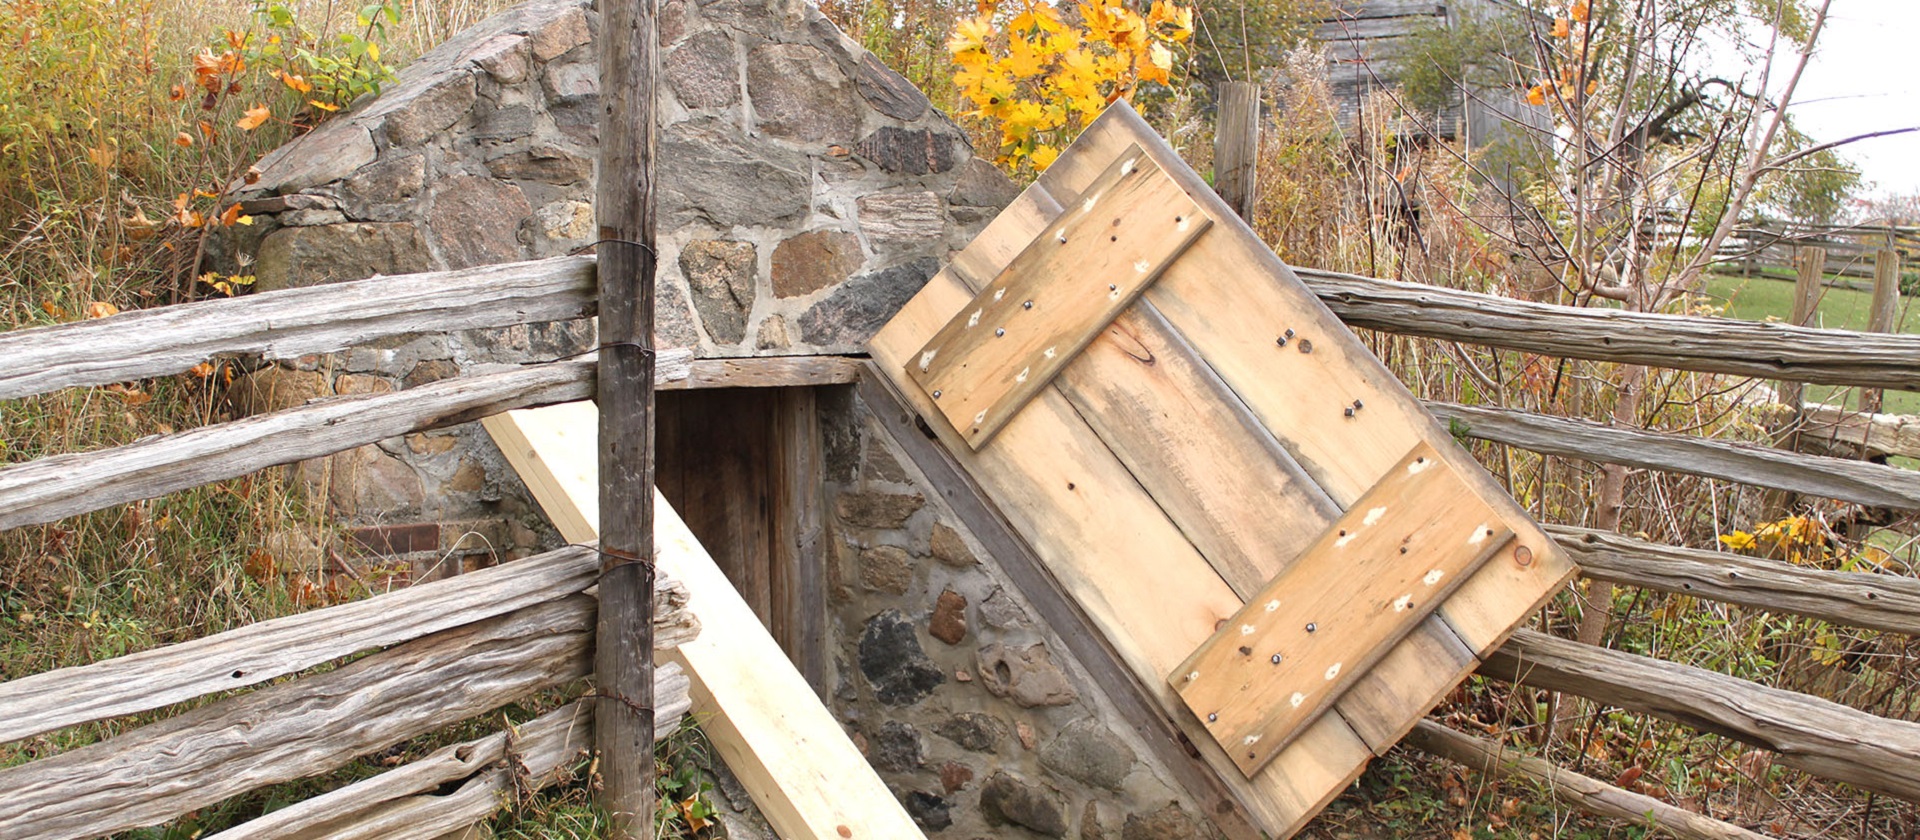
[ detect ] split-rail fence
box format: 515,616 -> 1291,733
2,247 -> 1920,837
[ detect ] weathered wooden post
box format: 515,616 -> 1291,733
1862,247 -> 1902,413
595,0 -> 660,831
1213,81 -> 1260,220
1777,246 -> 1825,412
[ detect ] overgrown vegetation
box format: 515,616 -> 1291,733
7,0 -> 1917,835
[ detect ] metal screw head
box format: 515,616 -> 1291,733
1284,328 -> 1296,339
931,390 -> 942,399
1305,622 -> 1317,633
1353,399 -> 1364,409
1270,653 -> 1283,665
1207,712 -> 1218,723
1023,300 -> 1033,310
1276,336 -> 1288,347
1108,284 -> 1118,292
1344,407 -> 1354,417
994,328 -> 1006,337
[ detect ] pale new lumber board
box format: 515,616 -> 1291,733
871,258 -> 1374,836
0,256 -> 597,401
1553,525 -> 1920,637
1430,400 -> 1920,509
205,673 -> 691,840
1405,721 -> 1772,840
0,597 -> 598,840
908,146 -> 1211,447
0,351 -> 689,532
1484,629 -> 1920,801
1174,445 -> 1513,775
0,544 -> 694,745
482,403 -> 927,840
1297,265 -> 1920,391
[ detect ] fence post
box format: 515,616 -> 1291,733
1862,248 -> 1902,414
1213,81 -> 1260,220
1776,246 -> 1825,412
595,0 -> 660,832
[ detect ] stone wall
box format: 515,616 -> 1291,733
219,0 -> 1012,574
817,392 -> 1219,839
222,0 -> 1225,833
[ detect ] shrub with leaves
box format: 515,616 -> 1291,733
947,0 -> 1192,173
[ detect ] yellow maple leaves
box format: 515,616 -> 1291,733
949,0 -> 1192,173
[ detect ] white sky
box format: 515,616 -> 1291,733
1781,1 -> 1920,200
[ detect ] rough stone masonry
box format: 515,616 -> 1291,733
219,0 -> 1223,834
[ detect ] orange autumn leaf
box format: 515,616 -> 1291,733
1526,84 -> 1547,106
173,131 -> 195,148
169,83 -> 186,101
225,29 -> 247,50
219,203 -> 244,226
41,301 -> 66,319
279,72 -> 313,94
244,166 -> 263,185
118,388 -> 152,406
188,361 -> 217,379
236,104 -> 271,131
1571,0 -> 1590,21
1551,17 -> 1570,38
85,301 -> 120,319
198,119 -> 217,139
308,99 -> 341,113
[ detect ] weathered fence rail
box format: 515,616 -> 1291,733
6,243 -> 1920,837
1485,629 -> 1920,801
0,258 -> 703,840
1299,266 -> 1920,389
1429,400 -> 1920,509
0,354 -> 684,531
0,593 -> 692,839
1551,526 -> 1920,638
0,255 -> 597,400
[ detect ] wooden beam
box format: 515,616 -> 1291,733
1213,82 -> 1260,219
1405,721 -> 1770,840
204,676 -> 692,840
0,597 -> 600,840
1801,403 -> 1920,460
1862,248 -> 1902,413
1775,246 -> 1826,413
1296,266 -> 1920,390
594,0 -> 662,825
1427,401 -> 1920,509
655,355 -> 864,390
0,545 -> 694,745
483,402 -> 927,840
0,256 -> 596,401
0,353 -> 691,532
857,368 -> 1267,839
1552,525 -> 1920,638
1484,629 -> 1920,801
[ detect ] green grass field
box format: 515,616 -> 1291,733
1702,273 -> 1918,415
